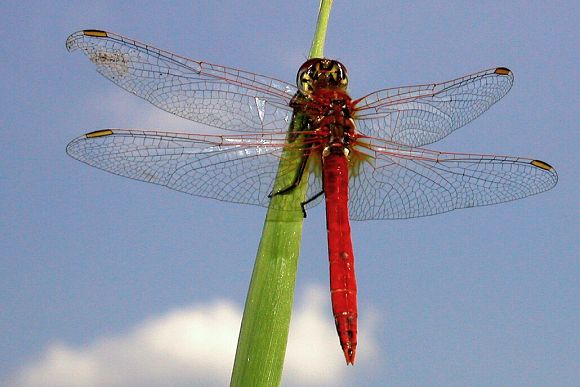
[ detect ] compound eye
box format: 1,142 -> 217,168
297,59 -> 318,94
296,58 -> 349,94
298,70 -> 314,94
324,60 -> 348,90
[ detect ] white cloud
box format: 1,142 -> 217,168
6,286 -> 380,387
9,301 -> 239,387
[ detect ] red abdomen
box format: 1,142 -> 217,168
323,152 -> 358,364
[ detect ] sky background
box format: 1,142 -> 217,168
1,1 -> 578,386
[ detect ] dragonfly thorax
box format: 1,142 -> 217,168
291,64 -> 357,159
290,85 -> 356,152
318,112 -> 356,152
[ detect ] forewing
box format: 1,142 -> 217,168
349,139 -> 557,220
354,68 -> 514,146
66,30 -> 296,132
66,129 -> 324,210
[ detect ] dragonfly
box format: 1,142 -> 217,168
65,29 -> 557,365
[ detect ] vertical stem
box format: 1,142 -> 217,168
230,2 -> 333,386
310,0 -> 333,58
229,194 -> 306,386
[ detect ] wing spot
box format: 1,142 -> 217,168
85,129 -> 114,138
494,67 -> 511,75
83,30 -> 108,37
530,159 -> 553,171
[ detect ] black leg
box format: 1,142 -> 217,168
268,145 -> 312,198
300,190 -> 325,218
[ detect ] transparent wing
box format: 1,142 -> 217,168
66,129 -> 324,210
66,129 -> 556,220
353,67 -> 514,147
348,138 -> 557,220
66,30 -> 297,132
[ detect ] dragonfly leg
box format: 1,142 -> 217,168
268,151 -> 310,198
300,190 -> 324,218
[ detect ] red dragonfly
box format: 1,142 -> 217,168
66,30 -> 557,365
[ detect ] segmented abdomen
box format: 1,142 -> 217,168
323,152 -> 358,364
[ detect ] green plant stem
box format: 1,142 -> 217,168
310,0 -> 333,58
230,1 -> 333,386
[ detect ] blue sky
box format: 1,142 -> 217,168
1,1 -> 578,385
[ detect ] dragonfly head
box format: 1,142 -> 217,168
297,58 -> 348,94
